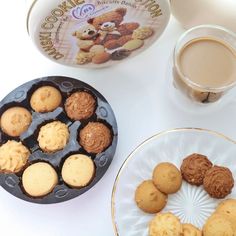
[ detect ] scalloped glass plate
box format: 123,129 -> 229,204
111,128 -> 236,236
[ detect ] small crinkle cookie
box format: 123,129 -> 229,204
30,86 -> 62,113
183,223 -> 202,236
38,121 -> 69,153
0,107 -> 32,137
132,27 -> 153,40
203,214 -> 234,236
203,166 -> 234,199
0,140 -> 30,173
62,154 -> 95,188
149,212 -> 183,236
180,153 -> 213,186
135,180 -> 167,214
22,162 -> 58,197
152,162 -> 182,194
76,52 -> 93,65
89,45 -> 105,55
123,39 -> 144,51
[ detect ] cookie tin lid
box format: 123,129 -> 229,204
27,0 -> 170,68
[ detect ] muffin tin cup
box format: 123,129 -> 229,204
0,76 -> 118,204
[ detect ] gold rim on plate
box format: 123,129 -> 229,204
111,127 -> 236,236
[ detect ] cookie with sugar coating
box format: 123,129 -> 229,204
183,223 -> 202,236
149,212 -> 183,236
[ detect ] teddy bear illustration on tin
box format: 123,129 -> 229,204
72,24 -> 98,51
72,7 -> 154,65
88,8 -> 139,49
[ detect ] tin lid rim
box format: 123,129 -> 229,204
26,0 -> 38,34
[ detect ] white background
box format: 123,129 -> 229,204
0,1 -> 236,236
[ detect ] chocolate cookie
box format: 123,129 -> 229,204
111,49 -> 131,60
181,153 -> 213,186
79,122 -> 112,154
203,166 -> 234,199
65,91 -> 96,121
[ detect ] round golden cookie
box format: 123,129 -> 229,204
62,154 -> 95,188
216,199 -> 236,217
203,213 -> 234,236
0,140 -> 30,173
152,162 -> 182,194
22,162 -> 58,197
38,121 -> 69,153
182,223 -> 202,236
135,180 -> 167,214
0,107 -> 32,137
149,212 -> 183,236
30,86 -> 62,113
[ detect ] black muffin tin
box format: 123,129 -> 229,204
0,76 -> 118,204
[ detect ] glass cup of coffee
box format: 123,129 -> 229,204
173,25 -> 236,104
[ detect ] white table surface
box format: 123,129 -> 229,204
1,2 -> 236,236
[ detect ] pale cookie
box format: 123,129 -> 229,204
38,121 -> 69,153
30,86 -> 62,113
123,39 -> 144,51
89,45 -> 105,55
22,162 -> 58,197
132,27 -> 153,40
0,140 -> 30,173
76,52 -> 93,65
183,223 -> 202,236
152,162 -> 182,194
149,212 -> 183,236
203,213 -> 234,236
216,199 -> 236,217
135,180 -> 167,214
62,154 -> 95,188
0,107 -> 32,137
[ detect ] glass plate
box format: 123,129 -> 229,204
111,128 -> 236,236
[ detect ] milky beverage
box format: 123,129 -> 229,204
175,37 -> 236,103
179,38 -> 236,87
